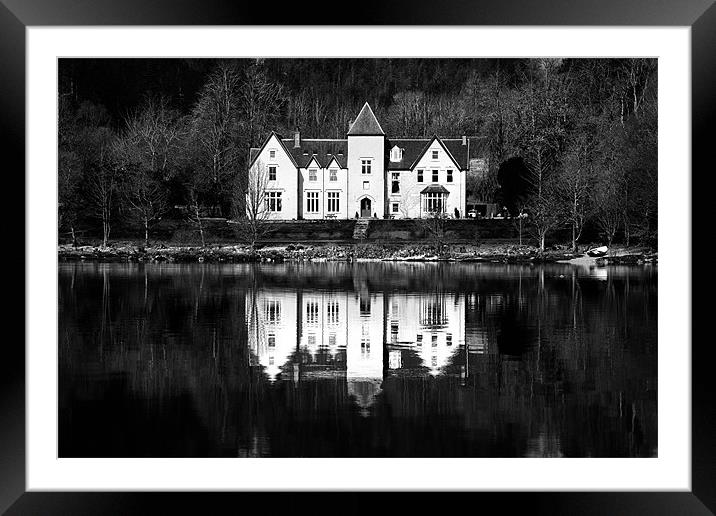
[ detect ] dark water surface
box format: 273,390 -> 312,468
59,261 -> 657,457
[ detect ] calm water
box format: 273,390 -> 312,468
59,261 -> 657,457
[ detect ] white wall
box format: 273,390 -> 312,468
392,139 -> 466,218
347,135 -> 386,218
298,157 -> 349,220
250,134 -> 298,220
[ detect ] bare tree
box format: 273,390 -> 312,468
186,187 -> 207,248
122,169 -> 168,248
411,194 -> 449,254
123,95 -> 184,180
190,62 -> 243,213
525,181 -> 564,253
593,169 -> 624,251
231,160 -> 274,251
240,61 -> 285,148
556,132 -> 597,252
58,149 -> 83,246
87,158 -> 118,249
514,59 -> 570,252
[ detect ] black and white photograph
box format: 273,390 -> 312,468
56,57 -> 659,459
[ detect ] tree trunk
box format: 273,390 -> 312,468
70,226 -> 77,248
102,218 -> 110,249
572,223 -> 577,253
540,232 -> 545,253
195,204 -> 206,248
144,217 -> 149,248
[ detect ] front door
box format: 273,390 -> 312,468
360,198 -> 372,218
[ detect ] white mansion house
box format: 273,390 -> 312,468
248,102 -> 487,220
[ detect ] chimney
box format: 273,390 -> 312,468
462,135 -> 467,146
293,129 -> 301,148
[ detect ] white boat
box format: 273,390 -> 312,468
586,246 -> 608,257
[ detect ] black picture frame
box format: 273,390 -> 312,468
2,0 -> 710,513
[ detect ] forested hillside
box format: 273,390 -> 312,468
58,58 -> 657,249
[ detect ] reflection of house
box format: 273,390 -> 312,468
247,289 -> 471,386
245,290 -> 298,382
385,293 -> 465,376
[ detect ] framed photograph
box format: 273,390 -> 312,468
4,0 -> 710,513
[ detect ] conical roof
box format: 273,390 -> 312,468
347,102 -> 385,136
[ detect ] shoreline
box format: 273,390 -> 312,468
58,242 -> 657,265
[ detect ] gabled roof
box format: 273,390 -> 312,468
408,135 -> 462,171
386,136 -> 489,171
248,131 -> 298,169
280,139 -> 348,168
347,102 -> 385,136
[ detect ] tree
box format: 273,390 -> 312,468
58,148 -> 83,246
593,134 -> 625,250
556,130 -> 597,252
190,62 -> 243,213
512,59 -> 571,251
122,95 -> 185,181
120,166 -> 169,247
525,179 -> 564,252
87,157 -> 118,249
231,160 -> 274,251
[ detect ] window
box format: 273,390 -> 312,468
329,169 -> 337,182
432,150 -> 439,160
416,334 -> 423,346
417,170 -> 424,183
363,181 -> 370,190
390,146 -> 403,162
432,170 -> 439,182
268,333 -> 276,348
361,159 -> 372,174
306,192 -> 319,213
392,203 -> 399,213
268,166 -> 277,181
360,295 -> 371,315
446,333 -> 453,346
266,191 -> 282,212
447,169 -> 453,182
327,192 -> 340,213
432,335 -> 438,347
306,302 -> 319,325
309,169 -> 317,181
269,149 -> 276,159
391,172 -> 400,193
327,302 -> 340,324
423,193 -> 445,213
264,300 -> 281,324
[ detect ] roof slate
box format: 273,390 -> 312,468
347,103 -> 385,136
248,133 -> 489,172
280,139 -> 348,168
386,137 -> 489,171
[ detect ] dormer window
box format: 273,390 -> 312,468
432,150 -> 439,160
390,146 -> 403,163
